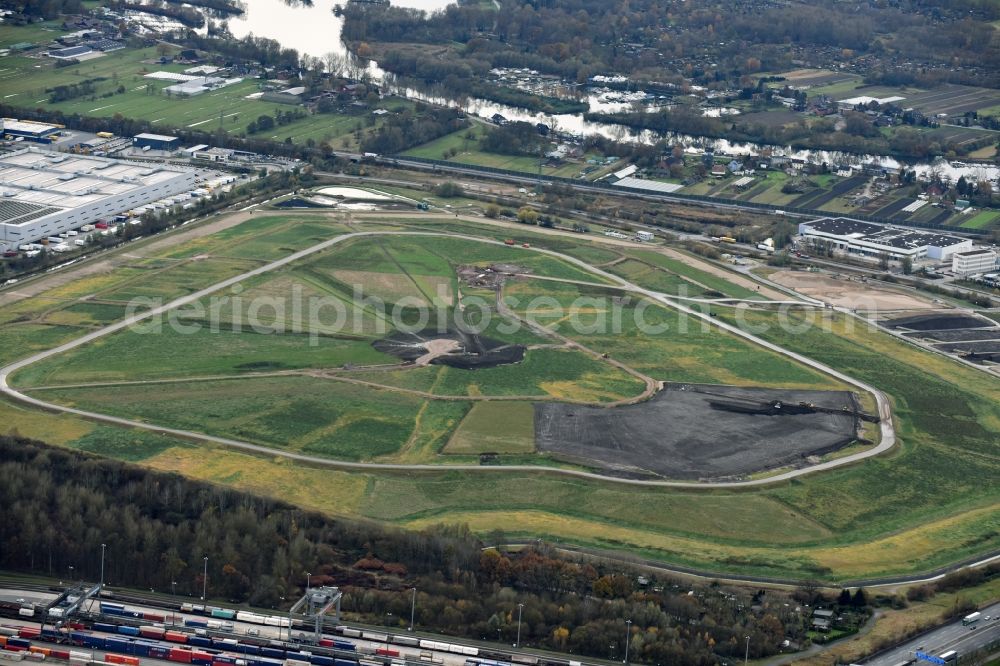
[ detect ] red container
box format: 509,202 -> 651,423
169,648 -> 192,663
375,649 -> 400,658
52,650 -> 71,660
318,640 -> 334,648
164,631 -> 188,644
18,628 -> 40,639
143,613 -> 165,622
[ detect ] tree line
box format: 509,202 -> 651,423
0,434 -> 837,665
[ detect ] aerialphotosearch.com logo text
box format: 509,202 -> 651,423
123,282 -> 874,344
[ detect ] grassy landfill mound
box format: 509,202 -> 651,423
0,211 -> 997,582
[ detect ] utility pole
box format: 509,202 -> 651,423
515,603 -> 524,648
202,557 -> 208,600
100,543 -> 106,589
624,619 -> 632,664
744,635 -> 751,666
409,588 -> 416,632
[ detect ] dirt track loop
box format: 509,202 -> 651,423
0,230 -> 896,488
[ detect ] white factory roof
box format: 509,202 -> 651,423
838,95 -> 906,106
1,119 -> 61,134
612,176 -> 683,193
134,132 -> 179,142
612,164 -> 638,180
0,148 -> 190,226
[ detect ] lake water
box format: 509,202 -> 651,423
224,0 -> 999,182
226,0 -> 454,63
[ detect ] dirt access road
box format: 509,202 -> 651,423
0,229 -> 895,489
770,270 -> 937,311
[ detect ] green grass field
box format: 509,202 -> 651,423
0,44 -> 408,146
3,210 -> 999,582
959,210 -> 1000,229
401,123 -> 600,179
444,401 -> 536,454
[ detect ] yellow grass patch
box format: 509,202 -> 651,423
143,445 -> 369,514
0,399 -> 94,445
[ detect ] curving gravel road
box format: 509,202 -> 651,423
0,230 -> 896,489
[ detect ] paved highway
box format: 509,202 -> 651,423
864,602 -> 1000,666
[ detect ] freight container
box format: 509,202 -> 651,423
18,629 -> 40,639
169,649 -> 192,664
261,649 -> 284,660
334,660 -> 357,666
188,637 -> 212,649
50,650 -> 70,660
164,632 -> 188,644
310,657 -> 334,666
211,610 -> 236,620
117,628 -> 138,638
143,613 -> 165,623
149,647 -> 170,660
185,621 -> 208,629
18,610 -> 34,618
69,652 -> 92,662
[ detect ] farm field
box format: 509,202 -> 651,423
1,208 -> 999,582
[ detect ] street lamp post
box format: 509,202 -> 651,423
744,635 -> 751,666
68,565 -> 75,581
515,603 -> 524,648
201,557 -> 208,601
306,572 -> 311,592
623,619 -> 632,665
100,543 -> 106,589
409,588 -> 416,632
172,581 -> 177,598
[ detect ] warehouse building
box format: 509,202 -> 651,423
0,148 -> 196,251
132,133 -> 180,151
952,248 -> 998,277
798,217 -> 972,262
1,118 -> 62,144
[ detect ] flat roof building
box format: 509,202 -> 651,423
799,217 -> 972,261
0,148 -> 196,251
132,133 -> 181,151
2,118 -> 62,143
952,248 -> 998,277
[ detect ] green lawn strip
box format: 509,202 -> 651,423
32,375 -> 424,461
11,326 -> 393,387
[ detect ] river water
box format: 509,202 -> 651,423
225,0 -> 999,182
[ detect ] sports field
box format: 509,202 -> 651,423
1,209 -> 998,582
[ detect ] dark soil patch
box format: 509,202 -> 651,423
904,327 -> 1000,342
886,313 -> 994,331
373,329 -> 525,369
535,384 -> 861,480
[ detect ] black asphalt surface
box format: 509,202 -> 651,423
887,313 -> 995,331
534,384 -> 860,480
863,602 -> 1000,666
905,328 -> 1000,343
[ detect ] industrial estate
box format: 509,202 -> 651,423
0,1 -> 998,666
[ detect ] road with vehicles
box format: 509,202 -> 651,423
863,602 -> 1000,666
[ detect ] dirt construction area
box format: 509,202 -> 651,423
770,270 -> 935,311
534,384 -> 862,480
